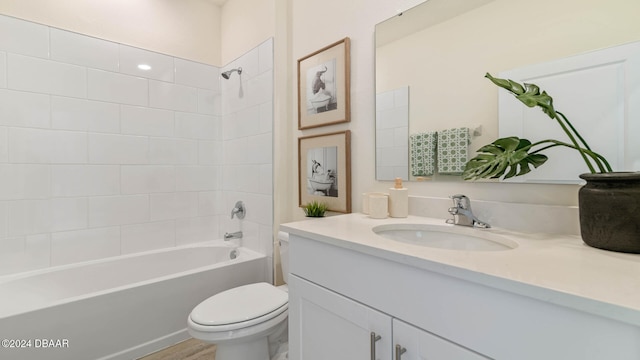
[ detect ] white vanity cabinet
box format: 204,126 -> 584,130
286,232 -> 640,360
289,275 -> 487,360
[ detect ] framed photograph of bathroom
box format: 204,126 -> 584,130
297,37 -> 351,130
298,130 -> 351,213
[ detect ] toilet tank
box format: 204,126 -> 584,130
277,231 -> 289,284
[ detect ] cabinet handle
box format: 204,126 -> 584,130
395,344 -> 407,360
370,332 -> 381,360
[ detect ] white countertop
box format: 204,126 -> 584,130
280,213 -> 640,327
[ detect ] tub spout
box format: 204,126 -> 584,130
224,231 -> 243,240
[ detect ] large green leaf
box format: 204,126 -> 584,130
462,136 -> 548,180
485,73 -> 556,118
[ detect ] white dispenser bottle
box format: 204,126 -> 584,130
388,177 -> 408,218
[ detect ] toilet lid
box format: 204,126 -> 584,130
190,282 -> 288,327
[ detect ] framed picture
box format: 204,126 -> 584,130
298,130 -> 351,213
297,37 -> 351,130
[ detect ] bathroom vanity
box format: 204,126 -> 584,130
280,214 -> 640,360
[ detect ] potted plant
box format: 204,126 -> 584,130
463,73 -> 640,253
303,200 -> 328,217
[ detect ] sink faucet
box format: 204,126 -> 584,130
231,201 -> 246,219
446,194 -> 491,228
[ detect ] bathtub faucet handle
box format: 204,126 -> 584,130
231,201 -> 246,219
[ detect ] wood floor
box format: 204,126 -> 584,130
138,339 -> 216,360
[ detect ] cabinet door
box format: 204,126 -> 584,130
393,319 -> 490,360
289,275 -> 392,360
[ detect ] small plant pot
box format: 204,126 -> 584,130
578,172 -> 640,253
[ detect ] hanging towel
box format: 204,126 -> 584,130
437,127 -> 470,175
409,131 -> 437,177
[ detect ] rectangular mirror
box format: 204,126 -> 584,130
375,0 -> 640,182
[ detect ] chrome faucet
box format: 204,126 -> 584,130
231,201 -> 246,219
446,194 -> 491,228
224,231 -> 243,240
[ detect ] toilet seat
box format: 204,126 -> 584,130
190,282 -> 288,332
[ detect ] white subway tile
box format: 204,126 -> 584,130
51,197 -> 88,232
51,226 -> 120,266
198,191 -> 223,216
52,165 -> 120,197
0,201 -> 6,238
0,89 -> 50,128
150,192 -> 198,221
175,166 -> 218,191
224,138 -> 248,165
234,105 -> 261,138
175,216 -> 218,245
121,165 -> 175,194
376,90 -> 395,112
50,28 -> 119,72
89,195 -> 149,227
0,52 -> 6,88
121,105 -> 174,137
89,133 -> 148,164
246,70 -> 273,107
0,234 -> 50,275
52,96 -> 120,133
88,69 -> 148,106
0,127 -> 7,162
174,58 -> 218,90
119,44 -> 174,82
121,220 -> 175,254
246,133 -> 272,165
7,200 -> 52,236
259,39 -> 274,74
8,53 -> 87,98
149,80 -> 197,112
259,101 -> 273,134
175,112 -> 218,140
9,128 -> 87,164
149,138 -> 198,165
0,164 -> 50,200
197,89 -> 216,115
198,140 -> 222,165
259,164 -> 273,195
0,15 -> 49,58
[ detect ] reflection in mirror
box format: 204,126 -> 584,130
375,0 -> 640,182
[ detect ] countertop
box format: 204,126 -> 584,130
280,213 -> 640,327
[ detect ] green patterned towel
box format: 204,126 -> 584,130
437,127 -> 470,175
409,131 -> 436,176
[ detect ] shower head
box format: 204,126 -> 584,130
221,67 -> 242,79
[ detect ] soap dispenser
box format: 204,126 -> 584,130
388,177 -> 408,218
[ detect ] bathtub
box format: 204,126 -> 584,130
0,242 -> 267,360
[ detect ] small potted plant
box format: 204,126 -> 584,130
303,201 -> 328,217
464,73 -> 640,253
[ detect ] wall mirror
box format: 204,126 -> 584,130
375,0 -> 640,183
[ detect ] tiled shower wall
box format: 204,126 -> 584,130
0,14 -> 273,276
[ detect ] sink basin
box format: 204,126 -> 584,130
372,224 -> 517,251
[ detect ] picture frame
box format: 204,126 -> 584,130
298,130 -> 351,213
297,37 -> 351,130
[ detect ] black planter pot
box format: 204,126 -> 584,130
578,172 -> 640,253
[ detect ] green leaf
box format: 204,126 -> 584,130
485,73 -> 557,119
462,137 -> 548,180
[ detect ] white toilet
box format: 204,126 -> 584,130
187,232 -> 290,360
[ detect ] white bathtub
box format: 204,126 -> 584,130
0,242 -> 267,360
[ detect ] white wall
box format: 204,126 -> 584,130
289,0 -> 632,222
0,13 -> 274,277
0,0 -> 222,65
0,14 -> 224,274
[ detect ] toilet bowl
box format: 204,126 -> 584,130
187,232 -> 290,360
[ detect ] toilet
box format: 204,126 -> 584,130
187,232 -> 290,360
